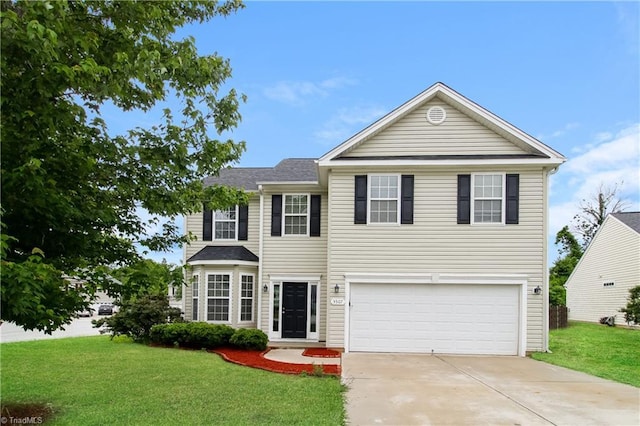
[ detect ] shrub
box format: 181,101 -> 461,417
229,328 -> 268,351
150,322 -> 234,349
620,285 -> 640,325
93,294 -> 182,343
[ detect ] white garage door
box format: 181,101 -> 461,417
349,284 -> 520,355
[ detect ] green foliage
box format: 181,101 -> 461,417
549,226 -> 583,306
93,294 -> 182,343
229,328 -> 269,351
619,285 -> 640,325
111,259 -> 184,302
1,0 -> 247,331
1,247 -> 92,333
149,322 -> 234,349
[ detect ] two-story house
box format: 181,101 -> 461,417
183,82 -> 565,356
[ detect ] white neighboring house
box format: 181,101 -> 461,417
565,212 -> 640,324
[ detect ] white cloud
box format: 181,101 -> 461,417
314,105 -> 387,146
564,124 -> 639,175
263,76 -> 357,105
549,123 -> 640,244
538,122 -> 580,141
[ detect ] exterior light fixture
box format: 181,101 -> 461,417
263,284 -> 268,293
533,286 -> 542,295
334,284 -> 340,293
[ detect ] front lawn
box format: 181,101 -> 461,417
532,321 -> 640,387
0,336 -> 345,425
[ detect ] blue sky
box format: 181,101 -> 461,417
132,1 -> 639,265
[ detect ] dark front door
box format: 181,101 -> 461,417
282,282 -> 307,338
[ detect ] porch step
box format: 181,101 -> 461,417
268,341 -> 326,349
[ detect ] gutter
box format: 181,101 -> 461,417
543,165 -> 561,352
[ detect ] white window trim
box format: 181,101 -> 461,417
206,272 -> 233,323
367,173 -> 401,225
191,274 -> 200,321
471,173 -> 506,225
238,273 -> 255,323
282,194 -> 310,237
213,206 -> 239,240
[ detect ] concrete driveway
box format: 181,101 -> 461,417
342,353 -> 640,425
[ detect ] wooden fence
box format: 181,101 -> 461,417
549,305 -> 568,329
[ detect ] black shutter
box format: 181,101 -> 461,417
271,194 -> 282,236
400,175 -> 414,224
354,175 -> 367,224
457,175 -> 471,224
203,207 -> 213,240
310,195 -> 321,237
505,174 -> 520,224
238,204 -> 249,240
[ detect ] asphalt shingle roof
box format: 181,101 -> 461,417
203,158 -> 317,190
612,212 -> 640,234
186,246 -> 259,263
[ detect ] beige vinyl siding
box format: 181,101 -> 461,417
326,167 -> 546,351
261,185 -> 329,341
184,195 -> 260,260
259,187 -> 329,341
343,99 -> 528,157
183,195 -> 260,324
566,217 -> 640,323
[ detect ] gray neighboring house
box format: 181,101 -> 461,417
182,82 -> 566,355
566,212 -> 640,324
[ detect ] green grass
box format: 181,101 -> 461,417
0,336 -> 345,425
532,322 -> 640,387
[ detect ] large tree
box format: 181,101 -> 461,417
549,226 -> 583,306
1,0 -> 247,332
572,182 -> 628,249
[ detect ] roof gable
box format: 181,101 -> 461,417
318,82 -> 565,165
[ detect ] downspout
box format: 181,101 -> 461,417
256,184 -> 264,331
543,166 -> 560,352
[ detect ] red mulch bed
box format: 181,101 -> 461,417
302,348 -> 341,358
211,347 -> 341,376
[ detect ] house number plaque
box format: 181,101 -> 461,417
330,298 -> 345,306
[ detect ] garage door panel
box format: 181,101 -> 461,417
349,284 -> 520,355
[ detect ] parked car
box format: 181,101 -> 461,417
78,308 -> 93,317
98,304 -> 114,315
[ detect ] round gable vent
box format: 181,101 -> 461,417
426,106 -> 446,125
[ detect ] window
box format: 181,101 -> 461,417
192,275 -> 199,321
240,275 -> 254,322
284,195 -> 308,235
272,284 -> 280,332
310,284 -> 317,333
203,206 -> 241,240
214,207 -> 237,239
472,174 -> 504,224
369,175 -> 399,224
207,274 -> 230,322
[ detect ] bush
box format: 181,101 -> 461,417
620,285 -> 640,325
229,328 -> 268,351
93,294 -> 182,343
150,322 -> 234,349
